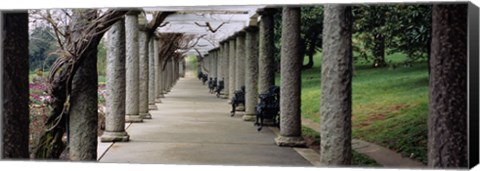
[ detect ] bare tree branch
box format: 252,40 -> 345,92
194,21 -> 225,33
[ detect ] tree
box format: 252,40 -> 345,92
33,9 -> 128,159
387,5 -> 431,69
28,26 -> 58,72
299,6 -> 324,69
352,5 -> 432,67
2,11 -> 30,159
68,9 -> 99,161
97,39 -> 107,77
352,5 -> 389,67
428,4 -> 467,168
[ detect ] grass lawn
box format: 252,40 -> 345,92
278,52 -> 429,164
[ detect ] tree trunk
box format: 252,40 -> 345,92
372,33 -> 386,68
2,11 -> 30,159
33,9 -> 127,159
320,5 -> 353,166
68,9 -> 98,161
428,4 -> 467,168
302,29 -> 318,70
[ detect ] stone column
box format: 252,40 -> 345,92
205,54 -> 209,79
138,30 -> 151,119
162,60 -> 168,94
165,59 -> 170,92
258,8 -> 277,94
174,58 -> 179,82
235,31 -> 246,91
216,48 -> 221,86
223,41 -> 230,98
275,7 -> 305,147
320,5 -> 353,165
228,36 -> 236,100
166,58 -> 172,92
179,58 -> 185,78
428,4 -> 468,168
243,26 -> 259,121
101,19 -> 130,142
148,38 -> 157,110
2,11 -> 30,158
172,58 -> 176,86
154,38 -> 163,101
213,50 -> 218,80
211,51 -> 215,80
125,11 -> 143,122
164,59 -> 169,92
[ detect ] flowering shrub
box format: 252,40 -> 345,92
28,81 -> 109,151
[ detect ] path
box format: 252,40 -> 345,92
301,118 -> 425,168
98,77 -> 312,166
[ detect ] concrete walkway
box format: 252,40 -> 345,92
98,77 -> 312,166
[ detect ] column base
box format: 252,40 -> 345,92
126,114 -> 143,123
140,112 -> 152,119
100,131 -> 130,142
235,104 -> 245,111
148,104 -> 158,110
275,136 -> 306,147
242,113 -> 256,121
155,98 -> 162,103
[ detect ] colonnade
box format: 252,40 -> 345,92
201,7 -> 305,146
101,11 -> 183,142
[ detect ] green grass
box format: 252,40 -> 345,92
98,75 -> 106,84
301,126 -> 381,166
352,151 -> 381,167
278,51 -> 429,164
